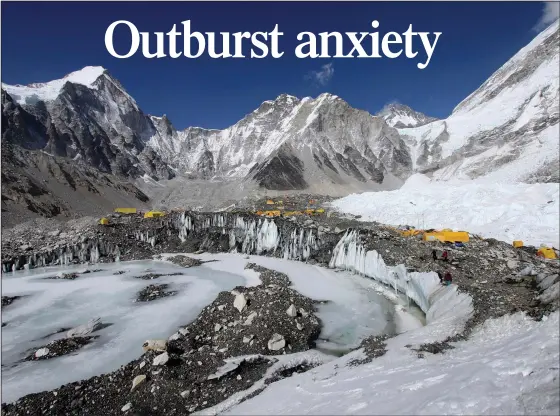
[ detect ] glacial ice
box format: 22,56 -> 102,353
328,229 -> 473,327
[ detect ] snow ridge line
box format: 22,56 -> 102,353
328,229 -> 474,328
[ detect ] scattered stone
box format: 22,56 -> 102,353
66,318 -> 103,338
136,284 -> 177,302
243,311 -> 258,326
46,272 -> 79,280
26,336 -> 98,361
233,293 -> 247,312
35,347 -> 50,359
168,255 -> 203,268
121,403 -> 132,412
267,333 -> 286,351
286,304 -> 297,317
506,260 -> 519,270
2,296 -> 21,308
131,375 -> 146,392
152,352 -> 169,366
142,339 -> 167,352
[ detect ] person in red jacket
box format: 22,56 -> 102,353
443,271 -> 452,286
442,250 -> 449,262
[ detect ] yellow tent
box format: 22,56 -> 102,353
114,208 -> 137,214
513,240 -> 524,248
423,231 -> 469,243
537,247 -> 558,259
99,217 -> 110,225
266,200 -> 275,205
144,211 -> 165,218
401,229 -> 423,237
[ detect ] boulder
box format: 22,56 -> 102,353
131,375 -> 146,392
286,304 -> 297,317
243,311 -> 258,326
152,352 -> 169,366
267,333 -> 286,351
35,347 -> 50,358
233,293 -> 247,312
66,318 -> 102,338
142,339 -> 167,352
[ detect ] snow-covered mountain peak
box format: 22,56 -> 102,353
398,21 -> 559,183
453,20 -> 559,115
2,66 -> 107,106
377,102 -> 438,128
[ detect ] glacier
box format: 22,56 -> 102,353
330,173 -> 560,248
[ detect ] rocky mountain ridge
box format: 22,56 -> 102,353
2,21 -> 558,223
376,102 -> 438,128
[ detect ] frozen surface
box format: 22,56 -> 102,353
1,260 -> 246,403
217,311 -> 560,416
188,253 -> 424,351
1,254 -> 420,403
331,173 -> 560,248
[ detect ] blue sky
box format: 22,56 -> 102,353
1,1 -> 557,130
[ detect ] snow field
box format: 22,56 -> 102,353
216,311 -> 560,415
331,173 -> 560,248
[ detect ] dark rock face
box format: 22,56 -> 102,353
2,73 -> 176,182
0,141 -> 150,227
249,145 -> 308,190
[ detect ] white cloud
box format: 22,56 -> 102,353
534,2 -> 560,31
306,63 -> 334,86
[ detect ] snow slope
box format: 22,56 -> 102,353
376,103 -> 438,128
2,66 -> 106,105
400,21 -> 559,182
216,311 -> 560,415
331,174 -> 560,248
